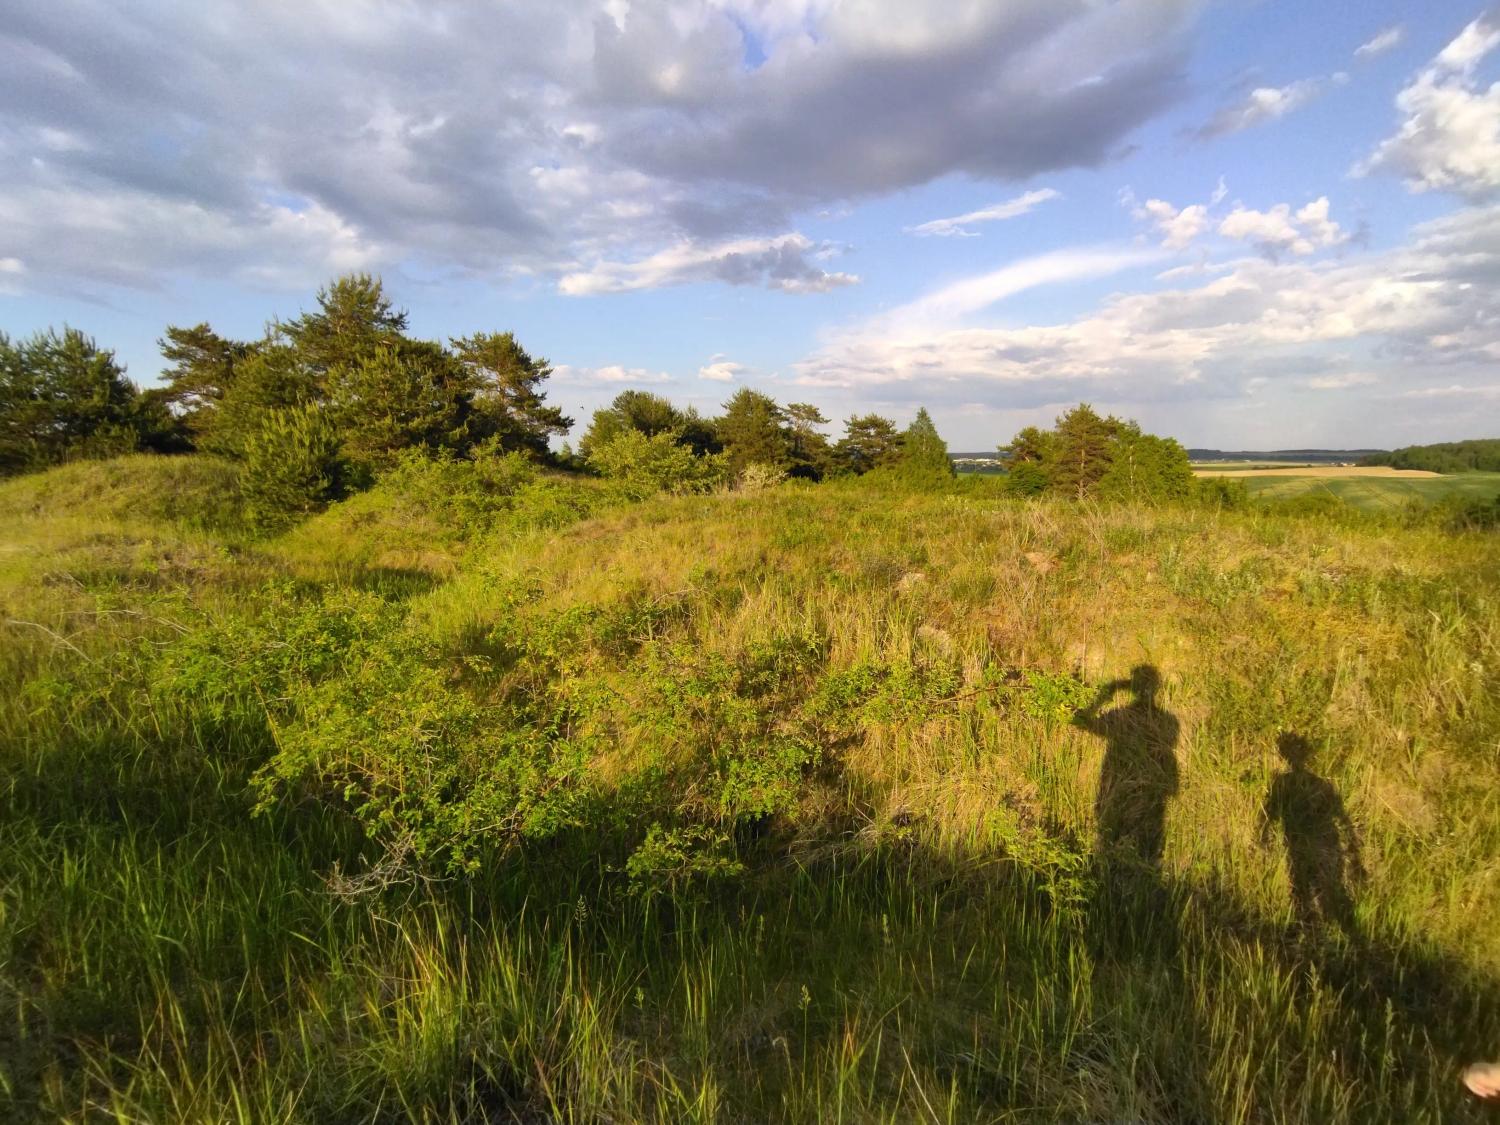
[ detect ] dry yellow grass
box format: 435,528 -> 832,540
1192,465 -> 1440,478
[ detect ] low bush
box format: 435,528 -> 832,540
586,429 -> 730,499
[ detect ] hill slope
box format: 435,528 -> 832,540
2,456 -> 1498,1122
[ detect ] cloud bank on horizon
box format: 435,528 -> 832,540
2,0 -> 1499,448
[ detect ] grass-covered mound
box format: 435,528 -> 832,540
2,455 -> 1498,1122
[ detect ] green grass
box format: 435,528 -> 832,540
2,456 -> 1498,1122
1235,471 -> 1500,512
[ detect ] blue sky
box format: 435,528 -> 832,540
3,1 -> 1499,449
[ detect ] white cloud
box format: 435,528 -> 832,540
1137,199 -> 1210,249
0,256 -> 23,296
554,363 -> 672,385
1354,26 -> 1404,59
1217,197 -> 1347,257
1210,175 -> 1228,205
906,188 -> 1060,237
698,355 -> 747,381
888,246 -> 1159,328
558,233 -> 858,295
1199,78 -> 1325,138
1356,13 -> 1500,200
793,204 -> 1500,414
1307,372 -> 1377,390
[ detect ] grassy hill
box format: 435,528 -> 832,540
2,455 -> 1498,1122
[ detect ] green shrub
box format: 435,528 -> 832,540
1005,461 -> 1049,497
586,429 -> 729,499
1194,475 -> 1250,510
239,404 -> 344,530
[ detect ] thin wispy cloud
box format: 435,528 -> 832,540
1354,26 -> 1403,59
1198,76 -> 1333,139
906,189 -> 1061,237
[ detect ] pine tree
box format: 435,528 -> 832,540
579,391 -> 718,459
784,402 -> 832,480
329,340 -> 469,474
897,407 -> 954,481
451,332 -> 572,458
239,404 -> 344,529
834,414 -> 904,475
157,323 -> 251,433
717,388 -> 792,476
279,273 -> 408,373
1050,403 -> 1118,499
0,328 -> 144,473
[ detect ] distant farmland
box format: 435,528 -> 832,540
1207,468 -> 1500,511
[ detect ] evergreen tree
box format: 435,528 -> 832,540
833,413 -> 904,475
239,404 -> 345,530
1001,425 -> 1055,466
0,328 -> 144,474
785,402 -> 832,480
579,390 -> 718,459
451,332 -> 572,458
999,425 -> 1056,495
202,345 -> 321,458
329,340 -> 469,475
717,387 -> 792,476
897,407 -> 954,481
1050,403 -> 1118,499
278,273 -> 408,373
157,323 -> 251,434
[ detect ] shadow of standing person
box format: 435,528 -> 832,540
1261,732 -> 1364,938
1071,667 -> 1204,1108
1073,665 -> 1181,868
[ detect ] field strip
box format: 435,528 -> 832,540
1192,466 -> 1441,478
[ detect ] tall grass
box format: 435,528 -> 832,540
2,458 -> 1498,1121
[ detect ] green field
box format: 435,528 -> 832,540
1233,472 -> 1500,512
2,455 -> 1499,1122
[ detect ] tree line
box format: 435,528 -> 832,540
1361,439 -> 1500,474
3,272 -> 1229,526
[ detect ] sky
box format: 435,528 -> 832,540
3,1 -> 1499,451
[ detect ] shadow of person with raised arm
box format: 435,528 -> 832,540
1073,665 -> 1181,868
1072,665 -> 1182,968
1260,732 -> 1364,938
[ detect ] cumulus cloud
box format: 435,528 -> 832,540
1356,13 -> 1500,200
1354,26 -> 1404,59
1217,197 -> 1347,257
1198,78 -> 1326,138
794,204 -> 1500,414
698,355 -> 747,381
906,188 -> 1060,237
558,233 -> 858,295
1136,198 -> 1210,249
0,0 -> 1202,294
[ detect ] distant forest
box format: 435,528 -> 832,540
1361,439 -> 1500,474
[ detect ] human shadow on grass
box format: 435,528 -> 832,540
1260,731 -> 1364,938
1073,664 -> 1180,869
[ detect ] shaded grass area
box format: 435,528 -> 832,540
2,458 -> 1499,1121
